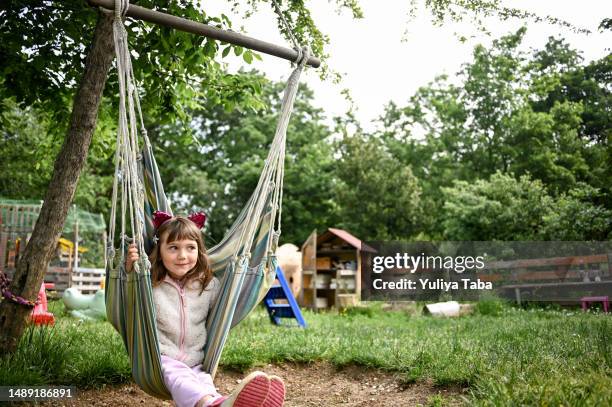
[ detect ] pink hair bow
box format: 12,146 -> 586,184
152,211 -> 172,229
152,210 -> 207,229
187,212 -> 207,229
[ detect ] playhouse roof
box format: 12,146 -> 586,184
318,228 -> 376,252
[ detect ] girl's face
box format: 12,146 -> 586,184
159,233 -> 199,281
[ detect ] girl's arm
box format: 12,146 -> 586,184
125,244 -> 139,272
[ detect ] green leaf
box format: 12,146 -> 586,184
204,40 -> 216,57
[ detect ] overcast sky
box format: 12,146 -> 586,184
205,1 -> 612,132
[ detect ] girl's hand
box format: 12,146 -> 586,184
125,244 -> 139,272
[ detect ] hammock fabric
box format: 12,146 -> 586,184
104,1 -> 309,399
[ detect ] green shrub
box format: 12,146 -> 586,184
475,294 -> 508,316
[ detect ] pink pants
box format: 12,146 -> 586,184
161,355 -> 223,407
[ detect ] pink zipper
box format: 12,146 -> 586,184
178,286 -> 186,357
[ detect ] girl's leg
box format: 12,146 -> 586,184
191,364 -> 224,405
161,356 -> 219,407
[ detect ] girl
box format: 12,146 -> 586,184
126,212 -> 285,407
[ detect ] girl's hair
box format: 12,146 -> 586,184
150,216 -> 213,293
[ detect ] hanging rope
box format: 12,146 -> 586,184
107,0 -> 150,275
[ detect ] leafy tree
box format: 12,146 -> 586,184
0,0 -> 600,354
441,172 -> 552,240
0,95 -> 120,215
335,133 -> 422,240
442,173 -> 612,240
504,100 -> 591,194
530,39 -> 611,144
541,184 -> 612,240
528,40 -> 611,198
0,99 -> 57,198
409,0 -> 589,36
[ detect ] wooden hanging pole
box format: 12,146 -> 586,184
87,0 -> 320,68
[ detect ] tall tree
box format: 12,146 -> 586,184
335,133 -> 422,240
0,11 -> 116,354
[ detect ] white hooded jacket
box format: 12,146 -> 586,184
153,274 -> 221,367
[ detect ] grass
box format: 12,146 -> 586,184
1,299 -> 611,405
0,301 -> 130,388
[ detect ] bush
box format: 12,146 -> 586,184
475,294 -> 508,316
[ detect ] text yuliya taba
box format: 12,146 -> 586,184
372,278 -> 493,291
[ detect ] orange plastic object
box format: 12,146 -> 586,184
30,283 -> 55,326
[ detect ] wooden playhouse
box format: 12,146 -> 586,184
300,228 -> 375,310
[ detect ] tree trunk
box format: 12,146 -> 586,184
0,12 -> 115,355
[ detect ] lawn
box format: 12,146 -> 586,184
1,299 -> 610,406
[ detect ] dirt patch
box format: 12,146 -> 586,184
23,362 -> 465,406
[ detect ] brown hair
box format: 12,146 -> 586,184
150,216 -> 213,294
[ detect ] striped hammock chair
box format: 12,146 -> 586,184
104,2 -> 309,399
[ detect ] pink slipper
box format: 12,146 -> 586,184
221,371 -> 270,407
262,375 -> 285,407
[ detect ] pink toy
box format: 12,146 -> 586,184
31,283 -> 55,325
581,296 -> 609,313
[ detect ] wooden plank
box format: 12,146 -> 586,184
485,254 -> 608,270
45,273 -> 70,283
16,233 -> 28,266
356,247 -> 361,302
300,229 -> 317,309
17,206 -> 24,233
10,205 -> 18,232
480,270 -> 585,282
72,268 -> 105,292
75,267 -> 106,274
72,275 -> 105,283
13,239 -> 20,267
75,286 -> 101,295
7,249 -> 16,269
504,280 -> 612,289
